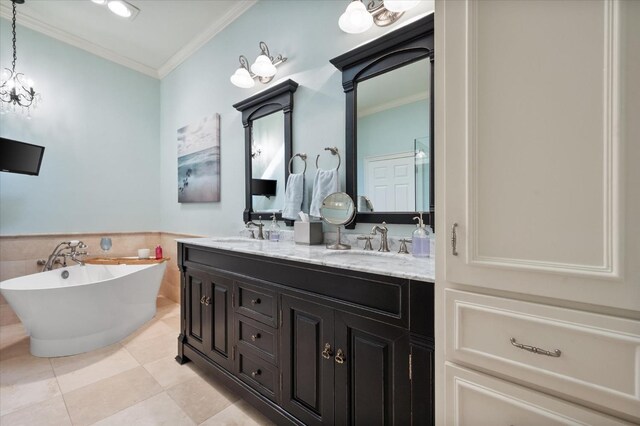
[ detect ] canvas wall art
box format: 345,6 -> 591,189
177,114 -> 220,203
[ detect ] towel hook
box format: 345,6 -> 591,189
315,147 -> 341,170
288,153 -> 307,174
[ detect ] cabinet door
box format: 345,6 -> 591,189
437,0 -> 640,309
184,269 -> 233,371
334,311 -> 411,426
280,295 -> 334,426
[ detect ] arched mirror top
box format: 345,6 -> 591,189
233,79 -> 299,224
330,14 -> 434,228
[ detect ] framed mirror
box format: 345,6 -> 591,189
330,14 -> 434,227
233,79 -> 299,223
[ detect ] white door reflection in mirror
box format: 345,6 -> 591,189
357,58 -> 430,212
251,111 -> 285,212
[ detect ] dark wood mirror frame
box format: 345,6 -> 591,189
330,14 -> 434,228
233,79 -> 299,224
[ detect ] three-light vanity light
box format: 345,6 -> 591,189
338,0 -> 419,34
230,42 -> 287,89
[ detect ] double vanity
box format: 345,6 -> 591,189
175,237 -> 434,425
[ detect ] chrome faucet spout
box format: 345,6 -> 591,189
42,241 -> 88,271
370,222 -> 390,252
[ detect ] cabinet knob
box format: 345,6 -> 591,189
335,348 -> 346,364
251,298 -> 261,305
251,333 -> 261,342
321,343 -> 333,359
251,369 -> 261,378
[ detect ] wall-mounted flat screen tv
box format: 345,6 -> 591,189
0,137 -> 45,176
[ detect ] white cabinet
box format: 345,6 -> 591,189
436,0 -> 640,424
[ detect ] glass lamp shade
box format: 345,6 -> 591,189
230,67 -> 255,88
338,1 -> 373,34
383,0 -> 420,13
250,55 -> 277,78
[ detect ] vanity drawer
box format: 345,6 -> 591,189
445,289 -> 640,421
236,315 -> 277,364
446,363 -> 631,425
236,350 -> 278,402
235,280 -> 277,327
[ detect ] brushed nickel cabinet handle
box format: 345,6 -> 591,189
200,296 -> 206,305
335,348 -> 346,364
251,369 -> 261,378
251,333 -> 261,342
451,223 -> 459,256
203,296 -> 211,306
510,338 -> 561,357
251,298 -> 261,305
322,343 -> 333,360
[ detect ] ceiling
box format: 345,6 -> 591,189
0,0 -> 257,79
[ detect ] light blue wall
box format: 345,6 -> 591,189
0,20 -> 160,235
159,0 -> 433,236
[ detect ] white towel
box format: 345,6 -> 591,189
282,173 -> 305,220
309,168 -> 339,218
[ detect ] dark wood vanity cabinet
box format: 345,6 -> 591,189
177,243 -> 434,425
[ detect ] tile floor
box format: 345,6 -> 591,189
0,296 -> 274,426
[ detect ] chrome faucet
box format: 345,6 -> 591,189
371,222 -> 390,252
246,217 -> 265,240
42,241 -> 88,271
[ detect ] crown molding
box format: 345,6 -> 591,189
358,92 -> 429,118
0,0 -> 258,80
157,0 -> 257,79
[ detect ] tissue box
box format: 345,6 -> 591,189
294,221 -> 323,245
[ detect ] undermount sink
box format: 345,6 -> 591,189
321,250 -> 405,259
202,237 -> 259,244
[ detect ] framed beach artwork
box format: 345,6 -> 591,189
177,114 -> 221,203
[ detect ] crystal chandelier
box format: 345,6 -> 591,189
1,0 -> 42,117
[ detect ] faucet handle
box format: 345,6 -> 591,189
398,238 -> 411,254
357,235 -> 374,251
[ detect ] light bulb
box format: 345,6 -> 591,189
108,0 -> 132,18
230,67 -> 255,89
339,1 -> 373,34
250,55 -> 277,78
383,0 -> 420,12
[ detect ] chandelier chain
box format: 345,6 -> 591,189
11,1 -> 17,73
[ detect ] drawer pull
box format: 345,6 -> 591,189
200,296 -> 211,306
510,337 -> 561,358
251,298 -> 261,305
335,348 -> 346,364
251,369 -> 261,378
322,343 -> 333,359
451,223 -> 459,256
250,333 -> 261,342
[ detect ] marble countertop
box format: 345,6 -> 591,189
177,233 -> 435,283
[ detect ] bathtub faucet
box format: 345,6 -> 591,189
42,241 -> 88,271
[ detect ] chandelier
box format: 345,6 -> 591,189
1,0 -> 42,117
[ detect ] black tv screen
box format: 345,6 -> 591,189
0,137 -> 45,176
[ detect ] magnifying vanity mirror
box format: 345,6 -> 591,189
330,14 -> 434,227
320,192 -> 356,250
233,79 -> 299,223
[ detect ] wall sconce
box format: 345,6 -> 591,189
338,0 -> 419,34
230,42 -> 287,89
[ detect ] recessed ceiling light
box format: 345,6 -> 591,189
107,0 -> 139,20
91,0 -> 107,5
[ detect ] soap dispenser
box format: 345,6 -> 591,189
269,214 -> 281,242
412,212 -> 430,258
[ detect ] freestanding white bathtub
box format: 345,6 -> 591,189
0,262 -> 166,357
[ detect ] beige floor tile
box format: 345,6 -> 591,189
0,324 -> 30,361
63,366 -> 162,426
0,367 -> 60,416
51,344 -> 139,394
142,355 -> 197,389
155,303 -> 180,320
161,315 -> 181,332
121,318 -> 174,346
0,395 -> 71,426
200,400 -> 275,426
157,296 -> 175,308
0,304 -> 20,328
167,375 -> 239,424
0,353 -> 53,386
124,331 -> 178,365
92,392 -> 195,426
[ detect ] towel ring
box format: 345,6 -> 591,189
315,147 -> 341,170
288,153 -> 307,174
